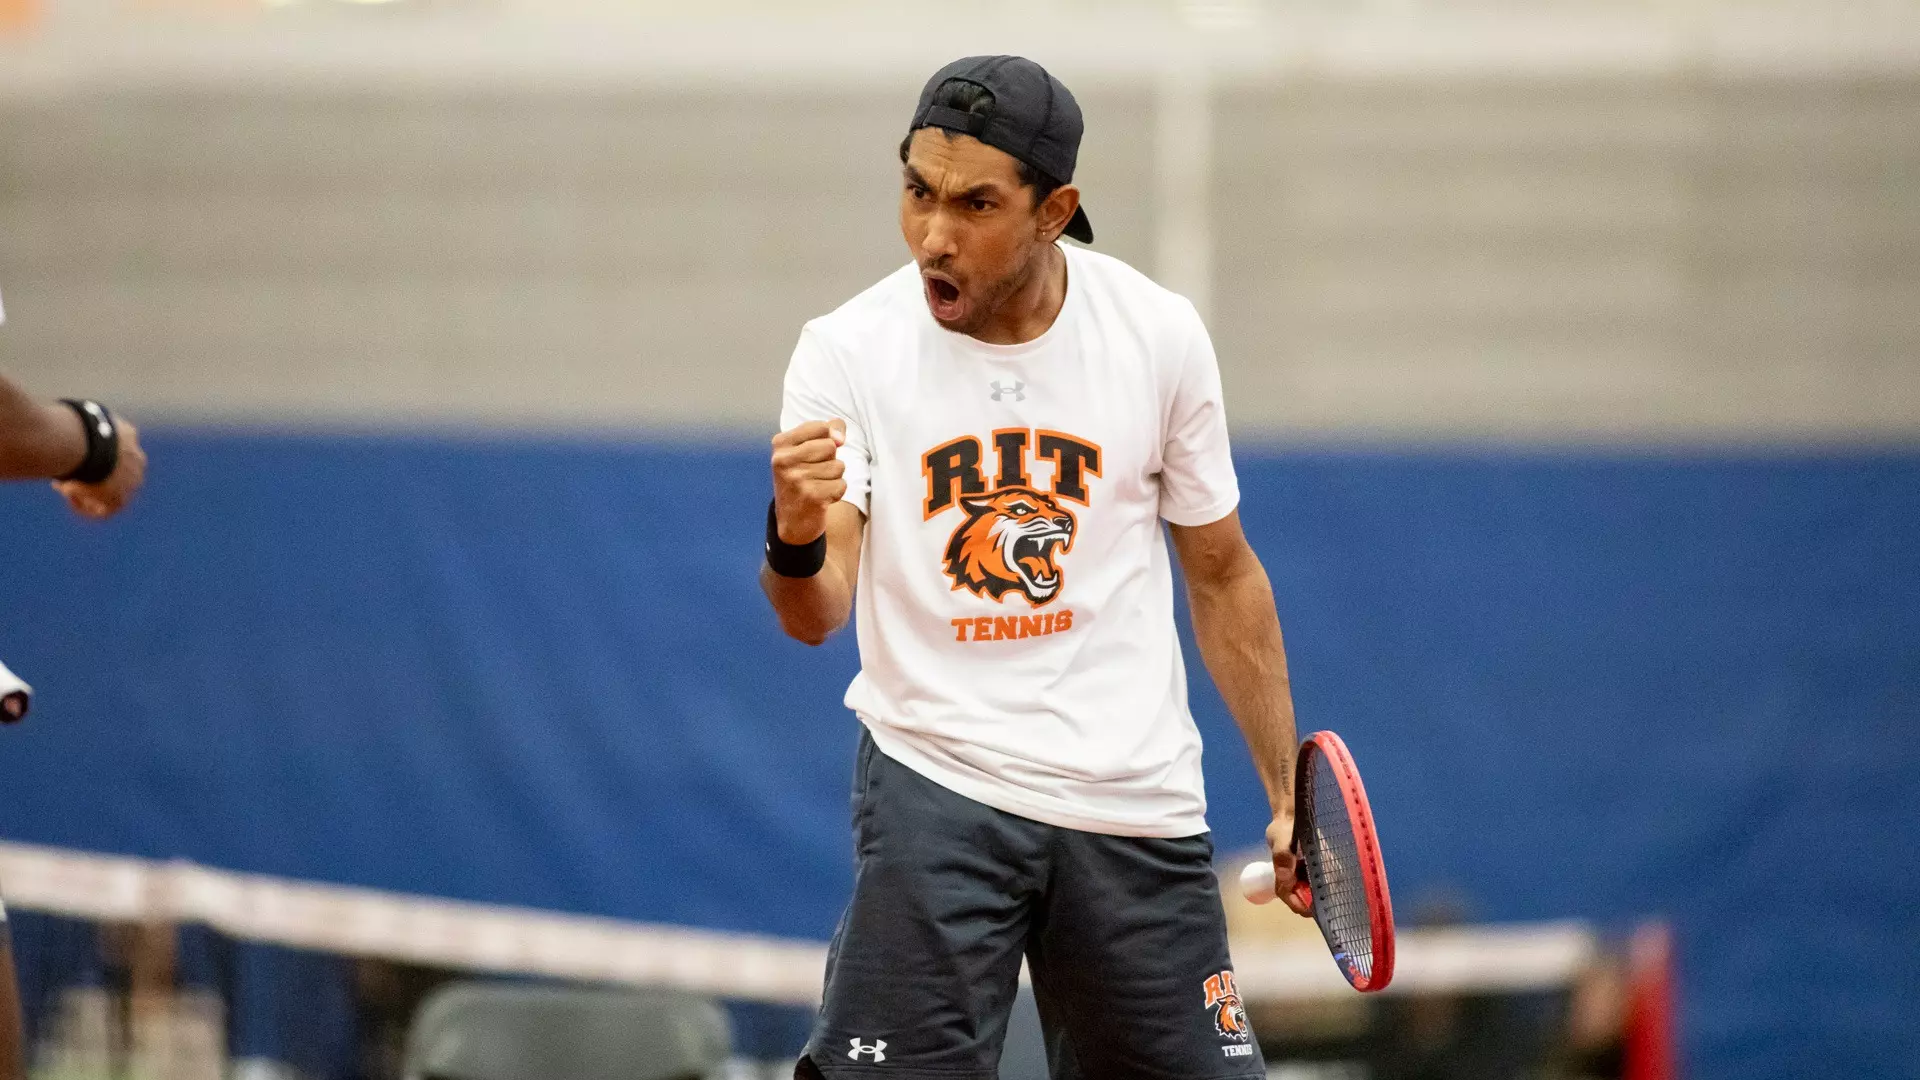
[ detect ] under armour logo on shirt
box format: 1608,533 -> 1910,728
990,380 -> 1025,402
848,1038 -> 888,1062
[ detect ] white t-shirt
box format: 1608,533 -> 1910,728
779,244 -> 1239,838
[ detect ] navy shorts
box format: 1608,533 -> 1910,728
799,732 -> 1265,1080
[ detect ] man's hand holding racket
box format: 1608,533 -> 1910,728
1241,731 -> 1397,992
1265,804 -> 1315,917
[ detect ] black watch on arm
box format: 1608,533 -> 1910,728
765,499 -> 827,578
55,399 -> 119,484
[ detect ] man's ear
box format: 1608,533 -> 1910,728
1037,184 -> 1080,242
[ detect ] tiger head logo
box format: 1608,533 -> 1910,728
941,486 -> 1077,606
1204,970 -> 1250,1043
1213,995 -> 1249,1041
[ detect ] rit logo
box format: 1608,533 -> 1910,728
1203,970 -> 1239,1009
922,428 -> 1102,517
848,1038 -> 887,1062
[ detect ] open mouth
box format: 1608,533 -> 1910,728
923,272 -> 965,323
1011,530 -> 1069,592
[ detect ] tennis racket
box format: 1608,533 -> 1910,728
1239,730 -> 1395,991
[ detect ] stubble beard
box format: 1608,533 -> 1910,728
940,241 -> 1046,337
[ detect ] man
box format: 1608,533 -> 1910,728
763,57 -> 1312,1079
0,290 -> 148,1079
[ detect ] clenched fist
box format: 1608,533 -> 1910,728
771,419 -> 848,545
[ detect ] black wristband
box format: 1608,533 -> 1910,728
765,499 -> 827,578
56,399 -> 119,485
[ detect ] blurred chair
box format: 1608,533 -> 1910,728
403,982 -> 731,1080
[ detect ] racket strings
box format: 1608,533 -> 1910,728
1302,750 -> 1374,982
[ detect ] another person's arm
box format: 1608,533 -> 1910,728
0,373 -> 146,517
1170,513 -> 1313,916
0,923 -> 21,1080
0,372 -> 86,480
762,420 -> 865,646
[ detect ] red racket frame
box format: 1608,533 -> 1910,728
1292,730 -> 1396,992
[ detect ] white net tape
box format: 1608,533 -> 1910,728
0,841 -> 1596,1005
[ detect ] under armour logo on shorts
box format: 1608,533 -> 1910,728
848,1037 -> 888,1062
989,380 -> 1025,402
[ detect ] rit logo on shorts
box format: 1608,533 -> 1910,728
922,429 -> 1101,636
1203,970 -> 1251,1044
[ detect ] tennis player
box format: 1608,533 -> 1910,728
763,57 -> 1310,1079
0,290 -> 148,1079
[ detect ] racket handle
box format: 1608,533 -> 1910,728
1238,861 -> 1278,905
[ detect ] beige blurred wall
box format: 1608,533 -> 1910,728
1212,75 -> 1920,442
1,26 -> 1916,442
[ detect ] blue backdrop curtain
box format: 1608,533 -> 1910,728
2,431 -> 1915,1079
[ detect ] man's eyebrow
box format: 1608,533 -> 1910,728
901,166 -> 1008,203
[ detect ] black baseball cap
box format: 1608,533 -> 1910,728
908,55 -> 1094,245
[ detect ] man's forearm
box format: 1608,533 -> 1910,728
0,375 -> 85,480
762,501 -> 864,646
761,561 -> 856,646
1188,561 -> 1299,817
